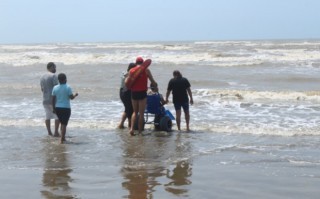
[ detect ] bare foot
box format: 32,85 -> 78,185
60,141 -> 65,144
53,133 -> 60,137
118,125 -> 125,129
129,130 -> 135,136
60,138 -> 66,144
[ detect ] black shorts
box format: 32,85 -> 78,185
174,102 -> 189,112
55,107 -> 71,126
131,90 -> 147,100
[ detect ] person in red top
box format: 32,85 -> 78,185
129,57 -> 157,135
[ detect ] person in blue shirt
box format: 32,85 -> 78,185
52,73 -> 78,144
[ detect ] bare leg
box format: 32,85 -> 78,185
138,98 -> 147,134
53,119 -> 60,137
129,99 -> 139,136
175,110 -> 182,131
118,112 -> 127,129
128,116 -> 132,128
45,119 -> 53,136
129,112 -> 136,136
185,110 -> 190,131
60,124 -> 67,144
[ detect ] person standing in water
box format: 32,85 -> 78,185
118,63 -> 136,129
165,70 -> 193,131
128,57 -> 157,135
40,62 -> 60,136
52,73 -> 78,144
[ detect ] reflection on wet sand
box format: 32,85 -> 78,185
165,133 -> 193,196
41,140 -> 74,199
165,160 -> 192,195
120,136 -> 155,199
120,132 -> 193,198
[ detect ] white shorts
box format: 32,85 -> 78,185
43,104 -> 58,120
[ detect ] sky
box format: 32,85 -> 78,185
0,0 -> 319,44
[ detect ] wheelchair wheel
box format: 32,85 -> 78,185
134,114 -> 145,130
160,116 -> 172,132
154,114 -> 161,130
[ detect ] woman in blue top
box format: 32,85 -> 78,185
52,73 -> 78,144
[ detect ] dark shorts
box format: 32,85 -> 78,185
55,107 -> 71,126
131,90 -> 147,100
120,88 -> 133,119
174,102 -> 189,112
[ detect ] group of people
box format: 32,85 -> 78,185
40,57 -> 194,143
40,62 -> 78,143
119,57 -> 193,135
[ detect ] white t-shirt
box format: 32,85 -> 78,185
40,72 -> 58,105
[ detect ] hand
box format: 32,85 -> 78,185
190,99 -> 193,105
75,93 -> 79,97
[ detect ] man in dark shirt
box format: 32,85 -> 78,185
165,70 -> 193,131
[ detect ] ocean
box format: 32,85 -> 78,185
0,40 -> 320,198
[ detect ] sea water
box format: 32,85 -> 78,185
0,40 -> 320,198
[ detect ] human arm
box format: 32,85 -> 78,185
52,95 -> 56,113
40,78 -> 44,92
165,80 -> 172,104
187,87 -> 193,105
159,94 -> 167,105
165,90 -> 171,104
146,68 -> 157,88
70,93 -> 78,100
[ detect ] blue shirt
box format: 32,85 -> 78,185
52,84 -> 73,108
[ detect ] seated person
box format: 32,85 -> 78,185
147,83 -> 166,106
147,84 -> 167,129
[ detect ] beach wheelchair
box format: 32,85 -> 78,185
134,93 -> 175,132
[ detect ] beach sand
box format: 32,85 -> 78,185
0,126 -> 319,199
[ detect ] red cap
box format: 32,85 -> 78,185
136,57 -> 144,63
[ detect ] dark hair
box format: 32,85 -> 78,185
173,70 -> 182,78
58,73 -> 67,84
127,63 -> 136,72
149,82 -> 157,90
47,62 -> 55,69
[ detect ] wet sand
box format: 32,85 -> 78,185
0,126 -> 320,199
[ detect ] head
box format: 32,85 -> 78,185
47,62 -> 56,73
58,73 -> 67,84
135,57 -> 144,65
127,63 -> 136,72
173,70 -> 182,78
150,82 -> 158,92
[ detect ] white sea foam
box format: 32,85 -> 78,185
1,87 -> 319,135
1,40 -> 320,137
1,41 -> 320,67
194,89 -> 320,102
